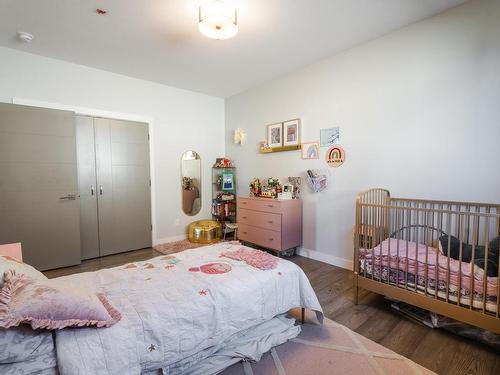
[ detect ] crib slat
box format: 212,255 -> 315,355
371,204 -> 376,281
405,203 -> 410,290
414,203 -> 420,293
446,206 -> 452,303
470,215 -> 479,310
424,208 -> 429,297
396,206 -> 400,289
436,204 -> 443,299
363,204 -> 369,278
482,214 -> 490,314
457,214 -> 463,308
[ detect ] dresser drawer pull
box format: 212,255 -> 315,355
242,201 -> 247,204
267,220 -> 273,224
242,231 -> 247,235
268,238 -> 274,241
242,216 -> 247,219
267,204 -> 274,208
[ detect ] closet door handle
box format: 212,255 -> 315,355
99,186 -> 103,195
91,185 -> 95,196
59,194 -> 76,200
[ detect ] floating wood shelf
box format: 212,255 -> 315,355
259,145 -> 301,154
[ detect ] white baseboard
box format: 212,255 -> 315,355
154,234 -> 187,246
297,247 -> 353,270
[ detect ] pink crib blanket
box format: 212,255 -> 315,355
360,238 -> 498,296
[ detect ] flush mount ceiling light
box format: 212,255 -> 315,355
198,0 -> 238,40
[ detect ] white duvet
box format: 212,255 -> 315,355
54,243 -> 323,374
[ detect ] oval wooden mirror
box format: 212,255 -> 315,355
181,151 -> 202,216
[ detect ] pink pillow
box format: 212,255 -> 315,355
0,242 -> 23,262
0,270 -> 121,330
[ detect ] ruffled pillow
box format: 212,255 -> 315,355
0,255 -> 47,288
0,270 -> 121,330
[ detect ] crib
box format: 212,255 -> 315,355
353,188 -> 500,334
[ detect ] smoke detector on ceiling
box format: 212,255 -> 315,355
17,32 -> 34,43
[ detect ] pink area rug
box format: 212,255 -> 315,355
153,239 -> 207,254
222,316 -> 434,375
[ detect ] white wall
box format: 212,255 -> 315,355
225,0 -> 500,269
0,46 -> 225,245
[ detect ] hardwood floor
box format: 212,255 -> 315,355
44,249 -> 500,374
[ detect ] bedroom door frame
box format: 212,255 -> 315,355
11,97 -> 159,246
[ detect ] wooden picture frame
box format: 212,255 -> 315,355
301,142 -> 320,159
267,122 -> 283,148
283,119 -> 301,147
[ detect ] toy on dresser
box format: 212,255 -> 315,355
288,177 -> 301,199
249,177 -> 300,200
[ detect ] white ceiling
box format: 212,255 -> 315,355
0,0 -> 466,98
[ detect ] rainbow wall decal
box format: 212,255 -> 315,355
326,146 -> 345,167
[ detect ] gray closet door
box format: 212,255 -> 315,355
76,116 -> 100,260
0,103 -> 81,270
94,118 -> 151,256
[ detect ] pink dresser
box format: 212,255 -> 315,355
237,196 -> 302,253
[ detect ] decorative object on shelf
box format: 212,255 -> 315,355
260,188 -> 275,199
214,157 -> 233,168
220,193 -> 235,201
181,151 -> 202,216
320,127 -> 340,147
301,141 -> 320,159
283,183 -> 293,194
222,173 -> 234,191
288,176 -> 301,199
198,0 -> 238,40
259,141 -> 271,152
266,177 -> 281,188
325,145 -> 345,167
233,128 -> 247,145
212,160 -> 236,226
249,178 -> 262,197
259,144 -> 301,153
306,169 -> 328,193
283,119 -> 301,147
267,122 -> 283,148
278,183 -> 293,200
188,220 -> 222,244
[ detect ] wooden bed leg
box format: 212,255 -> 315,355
301,308 -> 305,324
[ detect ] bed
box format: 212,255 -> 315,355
354,189 -> 500,334
1,242 -> 323,374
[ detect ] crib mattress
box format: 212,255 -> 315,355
360,238 -> 498,314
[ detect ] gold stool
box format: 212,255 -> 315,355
188,220 -> 222,244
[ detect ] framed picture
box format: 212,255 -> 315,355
326,146 -> 345,167
283,119 -> 301,146
222,173 -> 234,191
301,142 -> 320,159
267,123 -> 283,148
320,127 -> 340,147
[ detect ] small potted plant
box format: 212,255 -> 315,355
249,178 -> 262,197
